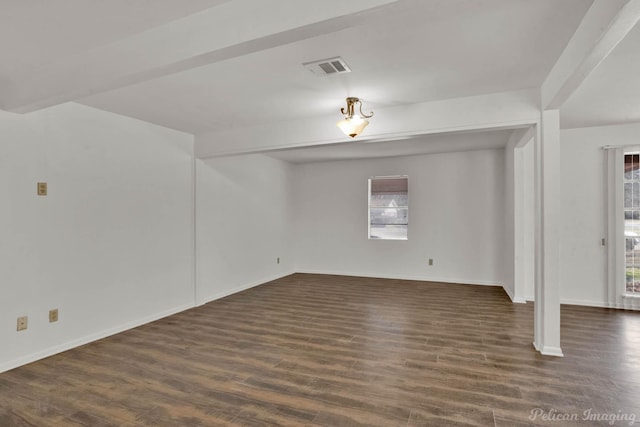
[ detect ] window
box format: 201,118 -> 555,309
625,153 -> 640,295
605,147 -> 640,307
368,176 -> 408,240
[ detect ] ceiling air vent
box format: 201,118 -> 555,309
303,57 -> 352,76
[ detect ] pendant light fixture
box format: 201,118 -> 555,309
337,97 -> 373,138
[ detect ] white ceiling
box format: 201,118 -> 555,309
0,0 -> 228,76
3,0 -> 640,163
560,18 -> 640,129
76,0 -> 589,134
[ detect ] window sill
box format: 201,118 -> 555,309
623,293 -> 640,299
368,238 -> 408,241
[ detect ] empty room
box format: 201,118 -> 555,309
1,0 -> 640,426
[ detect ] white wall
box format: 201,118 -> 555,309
8,106 -> 633,373
0,103 -> 194,372
558,123 -> 640,307
503,130 -> 536,304
503,139 -> 517,300
293,150 -> 505,285
522,140 -> 535,301
196,154 -> 294,304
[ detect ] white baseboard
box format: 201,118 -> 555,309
197,271 -> 295,306
523,297 -> 640,311
533,341 -> 564,357
2,272 -> 297,374
540,346 -> 564,357
502,285 -> 527,303
0,302 -> 194,374
295,269 -> 502,287
560,298 -> 611,308
10,271 -> 627,374
532,341 -> 563,357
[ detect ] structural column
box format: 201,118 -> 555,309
533,110 -> 563,357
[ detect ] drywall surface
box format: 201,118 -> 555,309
558,124 -> 640,307
293,149 -> 505,285
0,103 -> 194,372
196,154 -> 294,304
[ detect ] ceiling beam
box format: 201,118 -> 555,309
1,0 -> 396,114
542,0 -> 640,110
195,89 -> 540,158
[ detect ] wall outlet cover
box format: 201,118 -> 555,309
37,182 -> 47,196
17,316 -> 28,331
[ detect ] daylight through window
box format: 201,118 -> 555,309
625,153 -> 640,295
368,176 -> 408,240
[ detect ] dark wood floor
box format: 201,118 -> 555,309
1,274 -> 639,426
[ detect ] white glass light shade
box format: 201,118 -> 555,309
336,115 -> 369,138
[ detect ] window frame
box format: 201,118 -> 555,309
367,175 -> 409,241
624,151 -> 640,296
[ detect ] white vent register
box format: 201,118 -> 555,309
303,57 -> 352,76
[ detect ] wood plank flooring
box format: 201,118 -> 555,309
1,273 -> 639,426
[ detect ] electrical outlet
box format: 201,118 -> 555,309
37,182 -> 47,196
49,309 -> 59,323
17,316 -> 28,331
428,258 -> 433,266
